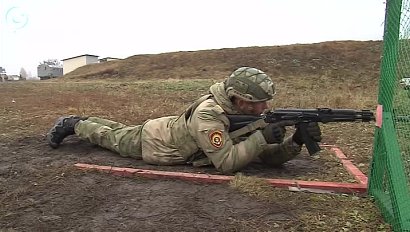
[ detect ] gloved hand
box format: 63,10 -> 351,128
262,123 -> 286,144
292,122 -> 322,146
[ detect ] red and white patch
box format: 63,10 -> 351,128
209,130 -> 223,148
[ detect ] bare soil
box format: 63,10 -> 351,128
0,41 -> 391,231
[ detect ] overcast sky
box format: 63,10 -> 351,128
1,0 -> 386,76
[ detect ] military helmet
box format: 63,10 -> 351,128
225,67 -> 275,102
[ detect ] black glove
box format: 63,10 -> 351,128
292,122 -> 322,146
262,123 -> 286,144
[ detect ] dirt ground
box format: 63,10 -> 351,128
0,124 -> 385,232
0,41 -> 391,231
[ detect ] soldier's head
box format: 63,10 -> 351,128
225,67 -> 275,115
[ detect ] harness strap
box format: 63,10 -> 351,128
228,119 -> 268,139
184,94 -> 213,121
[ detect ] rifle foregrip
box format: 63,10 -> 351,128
299,123 -> 321,155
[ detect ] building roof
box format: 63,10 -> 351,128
38,63 -> 62,68
62,54 -> 99,61
39,64 -> 62,68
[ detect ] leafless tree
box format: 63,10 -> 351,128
20,67 -> 28,80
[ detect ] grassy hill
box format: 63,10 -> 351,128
61,40 -> 382,86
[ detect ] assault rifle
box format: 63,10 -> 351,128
227,108 -> 375,155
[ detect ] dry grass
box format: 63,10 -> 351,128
0,41 -> 391,231
62,40 -> 381,82
0,78 -> 387,231
229,174 -> 389,231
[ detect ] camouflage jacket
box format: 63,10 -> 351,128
141,82 -> 300,173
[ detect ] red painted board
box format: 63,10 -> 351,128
74,163 -> 367,194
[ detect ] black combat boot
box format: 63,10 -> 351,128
46,115 -> 87,148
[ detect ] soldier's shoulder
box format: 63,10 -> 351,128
198,99 -> 225,115
193,99 -> 229,125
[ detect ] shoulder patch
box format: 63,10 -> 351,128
209,130 -> 223,148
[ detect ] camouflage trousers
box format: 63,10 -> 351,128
74,117 -> 144,159
73,117 -> 302,168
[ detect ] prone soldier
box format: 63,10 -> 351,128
46,67 -> 322,174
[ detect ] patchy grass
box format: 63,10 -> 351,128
230,174 -> 390,231
0,78 -> 387,231
0,41 -> 391,231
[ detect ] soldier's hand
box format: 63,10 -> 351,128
262,123 -> 286,144
292,122 -> 322,145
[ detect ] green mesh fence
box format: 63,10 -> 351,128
369,0 -> 410,231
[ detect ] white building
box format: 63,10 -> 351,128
7,75 -> 20,81
62,54 -> 99,75
37,62 -> 63,80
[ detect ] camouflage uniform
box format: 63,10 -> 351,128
74,82 -> 302,174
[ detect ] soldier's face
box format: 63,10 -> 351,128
238,100 -> 269,115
